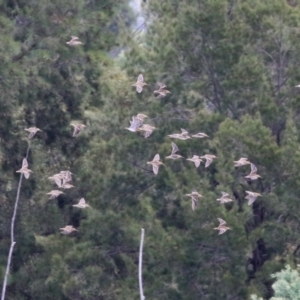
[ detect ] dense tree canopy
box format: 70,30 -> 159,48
2,0 -> 300,299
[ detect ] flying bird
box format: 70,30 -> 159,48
138,124 -> 156,138
16,158 -> 32,179
73,198 -> 89,208
185,191 -> 203,211
191,132 -> 209,138
168,128 -> 192,140
25,127 -> 42,139
147,154 -> 164,175
245,191 -> 261,205
71,124 -> 86,137
217,192 -> 233,204
186,155 -> 203,168
47,190 -> 64,199
125,116 -> 143,132
234,157 -> 251,167
154,83 -> 171,98
245,163 -> 261,180
60,225 -> 77,234
132,74 -> 148,93
200,154 -> 217,168
59,170 -> 73,184
66,36 -> 83,46
61,183 -> 74,189
214,218 -> 231,235
166,142 -> 183,159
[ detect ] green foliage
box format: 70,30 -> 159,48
3,0 -> 300,299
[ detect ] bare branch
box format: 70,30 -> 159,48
139,228 -> 145,300
1,146 -> 30,300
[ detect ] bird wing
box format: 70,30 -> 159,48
218,228 -> 227,235
72,126 -> 79,137
136,85 -> 143,93
218,218 -> 226,225
195,160 -> 201,168
54,178 -> 62,187
24,172 -> 30,179
22,158 -> 28,168
79,198 -> 86,205
152,164 -> 159,175
250,163 -> 257,173
221,192 -> 229,197
143,130 -> 153,138
157,82 -> 166,89
131,117 -> 143,130
28,131 -> 35,139
191,198 -> 198,211
180,128 -> 188,134
205,158 -> 212,168
248,197 -> 255,205
137,74 -> 144,82
171,142 -> 179,154
153,154 -> 160,162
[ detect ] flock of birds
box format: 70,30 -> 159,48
128,74 -> 263,235
15,37 -> 263,235
16,122 -> 88,234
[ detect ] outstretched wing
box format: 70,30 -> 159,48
171,142 -> 179,154
137,74 -> 144,82
22,158 -> 28,168
152,164 -> 159,175
157,82 -> 166,89
143,130 -> 153,138
153,154 -> 160,162
195,160 -> 201,168
218,228 -> 227,235
180,128 -> 188,134
79,198 -> 86,205
247,197 -> 256,205
250,163 -> 257,173
217,218 -> 226,225
205,158 -> 212,168
136,85 -> 143,93
221,191 -> 229,197
28,131 -> 35,139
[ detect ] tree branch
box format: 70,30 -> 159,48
1,145 -> 30,300
139,228 -> 145,300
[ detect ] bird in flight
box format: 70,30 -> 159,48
168,128 -> 191,140
191,132 -> 209,138
125,116 -> 143,132
200,154 -> 217,168
132,74 -> 148,93
214,218 -> 231,235
47,190 -> 64,199
25,127 -> 42,139
73,198 -> 90,208
166,142 -> 183,159
185,191 -> 203,210
147,154 -> 164,175
71,124 -> 86,137
66,36 -> 83,46
245,191 -> 261,205
245,163 -> 261,180
234,157 -> 251,167
16,158 -> 32,179
60,225 -> 77,234
216,192 -> 233,204
154,82 -> 171,98
138,124 -> 156,138
186,155 -> 202,168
